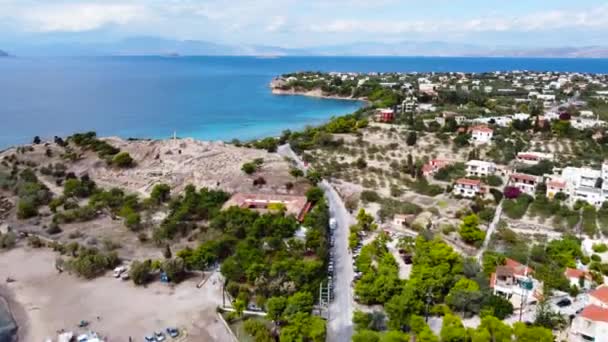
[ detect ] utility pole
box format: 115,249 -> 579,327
424,286 -> 433,323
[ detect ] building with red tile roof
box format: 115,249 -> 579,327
453,178 -> 484,198
489,258 -> 541,309
570,304 -> 608,342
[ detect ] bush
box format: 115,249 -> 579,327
593,243 -> 608,253
0,232 -> 17,249
241,162 -> 257,175
503,186 -> 522,199
306,186 -> 324,203
112,152 -> 134,168
360,190 -> 381,203
485,175 -> 503,187
130,260 -> 153,285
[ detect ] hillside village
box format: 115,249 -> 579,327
3,69 -> 608,342
271,70 -> 608,341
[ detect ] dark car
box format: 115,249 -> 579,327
556,298 -> 572,307
166,327 -> 179,338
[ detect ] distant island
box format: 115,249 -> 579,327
0,50 -> 8,57
5,37 -> 608,58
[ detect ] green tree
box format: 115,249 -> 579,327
441,313 -> 467,342
266,296 -> 287,321
446,278 -> 483,316
233,298 -> 246,317
284,291 -> 314,317
512,322 -> 553,342
305,186 -> 324,204
459,214 -> 485,246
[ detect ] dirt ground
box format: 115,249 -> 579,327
0,247 -> 232,342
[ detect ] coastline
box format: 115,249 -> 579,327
270,87 -> 368,103
0,285 -> 28,342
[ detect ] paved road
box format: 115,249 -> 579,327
320,180 -> 355,342
476,201 -> 503,261
277,144 -> 355,342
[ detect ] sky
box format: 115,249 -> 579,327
0,0 -> 607,48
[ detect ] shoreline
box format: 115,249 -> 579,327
0,285 -> 28,342
270,87 -> 370,104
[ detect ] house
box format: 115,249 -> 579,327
508,173 -> 540,196
515,152 -> 554,165
489,258 -> 542,309
375,108 -> 395,123
570,305 -> 608,342
466,160 -> 496,178
422,159 -> 452,177
453,178 -> 484,198
546,178 -> 567,199
223,193 -> 311,221
468,125 -> 493,144
565,267 -> 592,290
590,286 -> 608,309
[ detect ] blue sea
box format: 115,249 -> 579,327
1,56 -> 608,148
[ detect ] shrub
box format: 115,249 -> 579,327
360,190 -> 381,203
503,186 -> 522,199
112,152 -> 134,168
593,243 -> 608,253
0,232 -> 17,249
241,162 -> 257,175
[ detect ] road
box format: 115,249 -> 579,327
278,144 -> 355,342
320,179 -> 356,342
475,201 -> 503,261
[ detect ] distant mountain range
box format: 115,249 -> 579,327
0,49 -> 8,57
4,37 -> 608,58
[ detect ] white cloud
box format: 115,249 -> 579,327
20,3 -> 147,32
308,5 -> 608,35
266,16 -> 287,32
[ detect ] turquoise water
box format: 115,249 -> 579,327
1,56 -> 608,148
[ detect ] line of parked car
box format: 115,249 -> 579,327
327,218 -> 338,301
144,328 -> 179,342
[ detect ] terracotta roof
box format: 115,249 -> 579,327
548,180 -> 566,189
580,305 -> 608,323
517,153 -> 540,160
565,267 -> 588,279
590,286 -> 608,304
455,178 -> 481,186
505,258 -> 533,276
469,125 -> 493,133
510,173 -> 538,183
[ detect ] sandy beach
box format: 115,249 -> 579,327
0,247 -> 232,341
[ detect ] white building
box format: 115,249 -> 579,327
509,173 -> 541,196
466,160 -> 497,178
565,267 -> 592,290
490,258 -> 542,309
570,305 -> 608,342
469,125 -> 493,144
453,178 -> 484,198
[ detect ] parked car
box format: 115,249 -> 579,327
556,298 -> 572,307
155,331 -> 166,341
113,266 -> 126,278
144,336 -> 157,342
329,218 -> 337,230
166,327 -> 179,338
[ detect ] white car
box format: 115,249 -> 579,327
113,266 -> 126,278
329,218 -> 337,230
